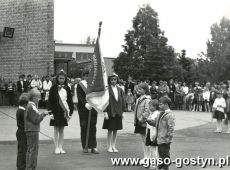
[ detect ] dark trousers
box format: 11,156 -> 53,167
158,143 -> 171,170
8,92 -> 14,106
16,129 -> 27,170
78,110 -> 98,149
26,133 -> 39,170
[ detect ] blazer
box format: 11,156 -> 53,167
48,84 -> 74,117
24,102 -> 45,133
169,83 -> 176,94
77,82 -> 97,115
134,95 -> 151,127
104,85 -> 126,117
155,110 -> 175,144
17,80 -> 27,93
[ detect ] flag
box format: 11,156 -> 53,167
86,37 -> 109,113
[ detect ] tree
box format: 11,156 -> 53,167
113,4 -> 180,81
206,17 -> 230,81
177,49 -> 195,83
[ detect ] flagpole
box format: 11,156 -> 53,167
85,21 -> 103,150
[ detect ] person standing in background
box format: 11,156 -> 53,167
43,75 -> 52,109
26,75 -> 33,92
71,78 -> 81,110
17,75 -> 27,106
31,75 -> 42,90
125,76 -> 135,95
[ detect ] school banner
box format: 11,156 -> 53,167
86,37 -> 109,113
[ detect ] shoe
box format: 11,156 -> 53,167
107,148 -> 113,153
91,148 -> 99,154
225,130 -> 230,134
214,130 -> 221,133
112,147 -> 118,153
60,148 -> 66,154
83,148 -> 88,153
55,148 -> 60,154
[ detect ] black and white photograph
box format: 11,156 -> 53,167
0,0 -> 230,169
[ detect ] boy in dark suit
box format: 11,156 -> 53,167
77,70 -> 99,154
16,93 -> 28,170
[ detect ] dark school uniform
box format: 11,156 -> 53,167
16,106 -> 27,170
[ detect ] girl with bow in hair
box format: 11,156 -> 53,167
48,70 -> 74,154
103,74 -> 126,153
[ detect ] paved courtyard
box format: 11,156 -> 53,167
0,107 -> 230,170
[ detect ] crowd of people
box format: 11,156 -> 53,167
118,77 -> 230,114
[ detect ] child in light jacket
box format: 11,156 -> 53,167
148,96 -> 175,170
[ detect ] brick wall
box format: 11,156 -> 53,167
0,0 -> 54,82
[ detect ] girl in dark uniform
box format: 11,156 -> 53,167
48,70 -> 74,154
103,74 -> 126,153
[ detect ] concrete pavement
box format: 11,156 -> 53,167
0,107 -> 230,170
0,106 -> 212,141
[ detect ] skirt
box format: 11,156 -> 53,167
102,115 -> 122,130
50,112 -> 68,126
145,129 -> 157,146
213,110 -> 225,120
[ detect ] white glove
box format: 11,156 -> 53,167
49,114 -> 54,120
104,112 -> 109,120
85,103 -> 92,110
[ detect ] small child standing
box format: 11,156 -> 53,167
24,89 -> 48,170
186,89 -> 194,111
16,93 -> 28,170
146,99 -> 160,169
212,91 -> 226,133
155,97 -> 175,170
126,89 -> 134,111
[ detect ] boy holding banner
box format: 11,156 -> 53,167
77,70 -> 99,154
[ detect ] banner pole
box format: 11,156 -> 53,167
85,22 -> 102,150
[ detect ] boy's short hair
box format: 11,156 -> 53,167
28,89 -> 41,101
159,96 -> 171,105
19,93 -> 29,106
149,99 -> 159,107
149,99 -> 159,110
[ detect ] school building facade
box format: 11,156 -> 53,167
0,0 -> 115,82
0,0 -> 54,82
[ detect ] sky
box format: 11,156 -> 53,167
54,0 -> 230,58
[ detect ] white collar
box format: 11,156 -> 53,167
18,106 -> 25,110
139,95 -> 146,100
29,101 -> 36,106
111,85 -> 117,88
81,80 -> 87,88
